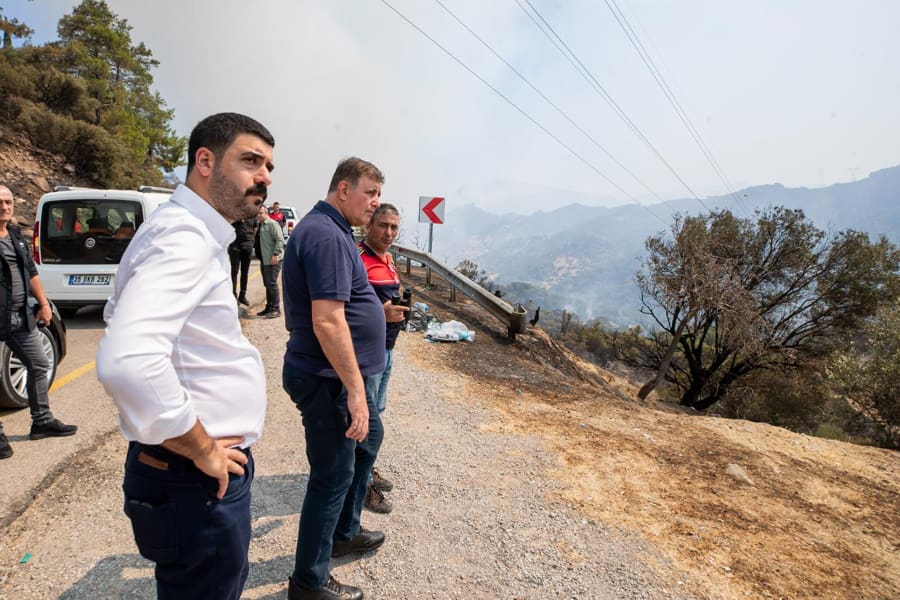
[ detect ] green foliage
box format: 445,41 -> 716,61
0,6 -> 33,49
634,207 -> 900,412
712,368 -> 829,432
827,300 -> 900,448
0,0 -> 185,185
17,101 -> 132,186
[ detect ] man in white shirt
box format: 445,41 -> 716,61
96,112 -> 274,600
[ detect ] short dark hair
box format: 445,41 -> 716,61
327,157 -> 384,194
187,112 -> 275,175
371,203 -> 399,221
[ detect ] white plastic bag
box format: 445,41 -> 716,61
424,319 -> 475,342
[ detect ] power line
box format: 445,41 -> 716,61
432,0 -> 665,204
604,0 -> 751,216
378,0 -> 669,225
517,0 -> 712,213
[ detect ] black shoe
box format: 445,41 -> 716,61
371,468 -> 394,492
265,309 -> 281,319
29,418 -> 77,440
0,433 -> 12,459
238,295 -> 250,306
331,527 -> 385,558
363,484 -> 393,514
256,307 -> 270,317
288,575 -> 363,600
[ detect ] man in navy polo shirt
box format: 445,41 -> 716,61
282,157 -> 386,600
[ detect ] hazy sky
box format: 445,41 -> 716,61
5,0 -> 900,231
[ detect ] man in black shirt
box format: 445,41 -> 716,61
0,185 -> 76,460
229,216 -> 257,306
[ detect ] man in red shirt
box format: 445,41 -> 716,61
269,201 -> 286,231
357,203 -> 407,514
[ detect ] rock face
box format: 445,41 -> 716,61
0,125 -> 94,227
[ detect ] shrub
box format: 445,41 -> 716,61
17,102 -> 132,186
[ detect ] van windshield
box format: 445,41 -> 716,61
40,199 -> 144,264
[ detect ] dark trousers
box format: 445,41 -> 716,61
229,246 -> 252,296
261,261 -> 281,311
283,363 -> 384,590
4,310 -> 51,423
123,442 -> 254,600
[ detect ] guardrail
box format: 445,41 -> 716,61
390,244 -> 528,339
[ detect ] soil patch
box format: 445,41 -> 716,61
405,268 -> 900,599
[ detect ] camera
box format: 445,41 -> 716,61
391,287 -> 413,325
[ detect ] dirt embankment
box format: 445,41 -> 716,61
407,270 -> 900,599
0,125 -> 93,226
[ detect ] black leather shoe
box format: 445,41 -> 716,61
256,307 -> 270,317
238,295 -> 250,306
0,433 -> 12,459
29,418 -> 77,440
265,310 -> 281,319
331,527 -> 385,558
288,575 -> 363,600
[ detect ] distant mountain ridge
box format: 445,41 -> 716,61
427,165 -> 900,327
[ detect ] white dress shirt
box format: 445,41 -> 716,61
96,185 -> 266,447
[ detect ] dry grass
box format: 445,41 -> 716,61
407,273 -> 900,599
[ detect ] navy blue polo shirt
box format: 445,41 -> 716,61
282,200 -> 386,378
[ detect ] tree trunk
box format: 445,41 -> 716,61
638,308 -> 696,400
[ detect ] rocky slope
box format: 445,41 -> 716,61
0,124 -> 93,227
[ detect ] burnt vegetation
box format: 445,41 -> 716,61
460,207 -> 900,449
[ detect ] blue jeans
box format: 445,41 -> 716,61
122,442 -> 254,600
4,310 -> 51,424
366,349 -> 394,414
283,363 -> 383,590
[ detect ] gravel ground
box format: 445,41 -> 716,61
0,296 -> 694,599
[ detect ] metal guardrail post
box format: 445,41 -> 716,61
391,244 -> 527,339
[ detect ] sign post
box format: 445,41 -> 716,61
418,196 -> 445,285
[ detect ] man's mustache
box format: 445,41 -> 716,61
246,183 -> 267,201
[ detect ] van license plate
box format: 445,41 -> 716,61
69,274 -> 111,285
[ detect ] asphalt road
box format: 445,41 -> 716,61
0,303 -> 115,527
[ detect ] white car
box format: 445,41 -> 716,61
274,205 -> 300,240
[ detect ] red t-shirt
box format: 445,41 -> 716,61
358,240 -> 402,349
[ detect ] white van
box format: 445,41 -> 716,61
33,186 -> 173,317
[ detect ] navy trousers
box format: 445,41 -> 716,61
283,363 -> 384,590
122,442 -> 254,600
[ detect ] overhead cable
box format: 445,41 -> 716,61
432,0 -> 665,204
604,0 -> 750,215
518,0 -> 712,213
379,0 -> 669,225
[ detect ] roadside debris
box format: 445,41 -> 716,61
405,303 -> 475,342
425,320 -> 475,343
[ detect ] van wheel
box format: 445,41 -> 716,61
0,328 -> 61,409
